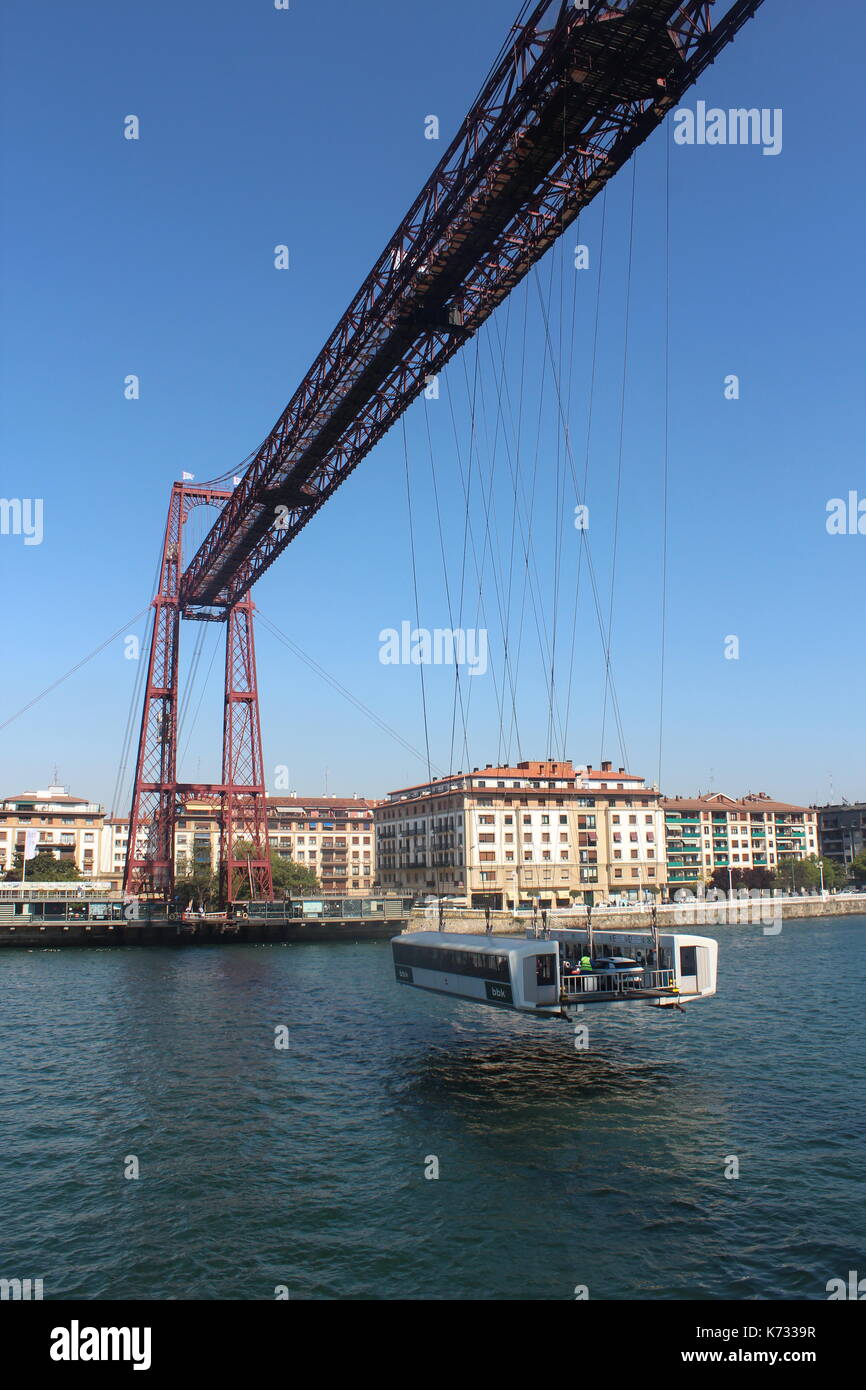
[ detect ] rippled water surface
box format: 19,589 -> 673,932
1,916 -> 864,1300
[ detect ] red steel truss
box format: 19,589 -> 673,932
124,485 -> 273,904
125,0 -> 765,904
124,485 -> 184,897
178,0 -> 765,613
221,600 -> 272,902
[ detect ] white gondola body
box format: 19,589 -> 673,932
391,930 -> 718,1016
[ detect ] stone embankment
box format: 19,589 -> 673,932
407,893 -> 866,935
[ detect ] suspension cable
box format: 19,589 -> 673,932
599,157 -> 637,766
255,611 -> 442,776
657,134 -> 671,791
0,607 -> 151,737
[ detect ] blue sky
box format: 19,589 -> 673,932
0,0 -> 863,813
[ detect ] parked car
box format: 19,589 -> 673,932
585,956 -> 644,989
590,956 -> 643,976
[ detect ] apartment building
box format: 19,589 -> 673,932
0,787 -> 106,878
375,759 -> 666,908
265,796 -> 377,895
663,792 -> 819,887
817,803 -> 866,867
94,799 -> 222,890
100,794 -> 377,895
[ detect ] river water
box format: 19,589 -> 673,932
1,915 -> 863,1300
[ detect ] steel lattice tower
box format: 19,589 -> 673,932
124,483 -> 273,906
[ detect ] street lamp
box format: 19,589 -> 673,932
819,859 -> 825,898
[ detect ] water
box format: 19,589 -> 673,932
1,916 -> 864,1300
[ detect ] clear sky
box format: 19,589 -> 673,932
0,0 -> 863,814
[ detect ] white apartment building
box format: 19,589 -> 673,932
376,759 -> 666,907
0,787 -> 105,877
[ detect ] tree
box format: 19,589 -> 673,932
4,851 -> 81,882
709,866 -> 774,893
174,858 -> 220,911
848,852 -> 866,887
820,857 -> 847,891
230,842 -> 320,900
270,853 -> 320,897
773,856 -> 823,892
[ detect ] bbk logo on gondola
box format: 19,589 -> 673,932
485,981 -> 513,1004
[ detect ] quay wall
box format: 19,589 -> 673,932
2,896 -> 863,948
406,894 -> 866,936
0,918 -> 403,949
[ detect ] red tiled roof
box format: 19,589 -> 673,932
581,770 -> 643,781
1,792 -> 94,805
387,761 -> 581,795
265,797 -> 377,811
